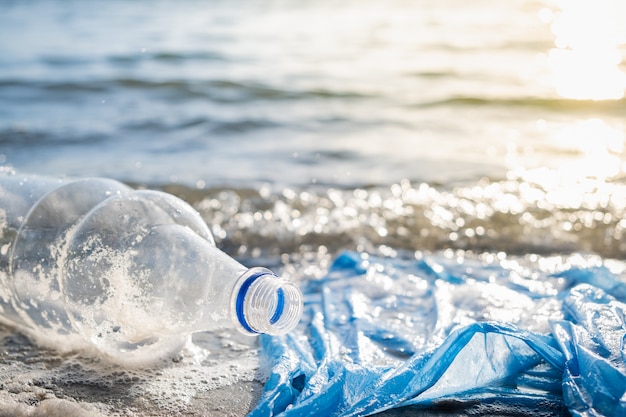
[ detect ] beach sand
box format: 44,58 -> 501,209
0,323 -> 264,417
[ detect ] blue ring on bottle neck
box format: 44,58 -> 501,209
270,288 -> 285,325
236,271 -> 285,334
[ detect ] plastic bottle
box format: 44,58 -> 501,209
0,173 -> 303,363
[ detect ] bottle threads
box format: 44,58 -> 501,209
235,269 -> 303,335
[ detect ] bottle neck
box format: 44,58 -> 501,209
230,268 -> 303,336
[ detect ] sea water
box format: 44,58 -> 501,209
0,0 -> 625,415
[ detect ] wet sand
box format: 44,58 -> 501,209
0,324 -> 264,417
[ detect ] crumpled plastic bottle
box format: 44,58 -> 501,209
250,251 -> 626,417
0,173 -> 303,363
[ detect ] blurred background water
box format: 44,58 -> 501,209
0,0 -> 626,414
3,0 -> 625,261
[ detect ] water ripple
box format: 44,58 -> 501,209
173,176 -> 626,262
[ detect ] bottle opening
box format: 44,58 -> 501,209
234,269 -> 303,336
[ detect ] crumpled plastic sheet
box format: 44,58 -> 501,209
248,251 -> 626,417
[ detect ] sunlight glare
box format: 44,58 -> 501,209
552,118 -> 624,180
546,0 -> 626,100
513,118 -> 625,210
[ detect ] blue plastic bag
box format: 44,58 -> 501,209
249,251 -> 626,417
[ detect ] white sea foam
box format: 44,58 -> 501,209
0,324 -> 263,416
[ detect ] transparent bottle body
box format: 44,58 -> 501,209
0,173 -> 302,363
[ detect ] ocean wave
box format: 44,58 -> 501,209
152,177 -> 626,263
418,40 -> 555,53
0,128 -> 108,147
121,116 -> 280,135
108,50 -> 226,65
0,78 -> 372,102
0,79 -> 108,94
417,96 -> 626,113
